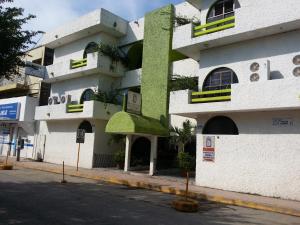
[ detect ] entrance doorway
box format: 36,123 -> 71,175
130,137 -> 151,169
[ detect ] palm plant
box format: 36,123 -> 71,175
170,120 -> 195,153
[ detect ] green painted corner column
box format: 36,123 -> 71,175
141,5 -> 174,128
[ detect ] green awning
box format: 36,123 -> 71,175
105,111 -> 169,136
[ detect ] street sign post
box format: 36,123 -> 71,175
76,129 -> 85,171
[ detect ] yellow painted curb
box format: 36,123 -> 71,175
16,164 -> 300,217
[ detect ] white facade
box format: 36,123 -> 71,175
170,0 -> 300,200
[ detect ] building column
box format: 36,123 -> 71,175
149,136 -> 158,176
11,125 -> 18,156
124,135 -> 132,172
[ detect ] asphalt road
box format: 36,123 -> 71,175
0,168 -> 299,225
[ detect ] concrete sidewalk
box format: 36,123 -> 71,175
1,157 -> 300,217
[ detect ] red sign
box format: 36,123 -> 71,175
203,136 -> 215,162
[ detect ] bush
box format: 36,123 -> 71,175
113,149 -> 125,166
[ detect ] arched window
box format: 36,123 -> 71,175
83,42 -> 98,59
80,89 -> 94,104
78,120 -> 93,133
203,116 -> 239,135
207,0 -> 235,23
203,67 -> 238,91
127,43 -> 143,70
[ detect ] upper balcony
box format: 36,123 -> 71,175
35,100 -> 122,121
40,9 -> 128,49
45,52 -> 125,83
169,78 -> 300,118
173,0 -> 300,60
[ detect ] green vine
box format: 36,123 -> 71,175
97,42 -> 128,67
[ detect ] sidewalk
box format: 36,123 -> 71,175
2,157 -> 300,217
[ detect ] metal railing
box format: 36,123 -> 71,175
191,89 -> 231,103
194,16 -> 235,37
66,104 -> 84,113
70,58 -> 87,69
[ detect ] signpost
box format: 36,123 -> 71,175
126,91 -> 141,115
0,103 -> 20,121
203,136 -> 215,162
76,129 -> 85,171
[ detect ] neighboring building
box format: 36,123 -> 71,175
170,0 -> 300,201
34,3 -> 198,170
0,46 -> 48,159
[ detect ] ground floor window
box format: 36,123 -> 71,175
78,121 -> 93,133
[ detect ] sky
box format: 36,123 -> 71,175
6,0 -> 184,44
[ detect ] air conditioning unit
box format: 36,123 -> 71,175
60,94 -> 72,104
52,96 -> 60,104
48,97 -> 53,105
249,60 -> 270,82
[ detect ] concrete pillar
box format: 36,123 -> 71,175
149,136 -> 158,176
12,125 -> 18,156
124,135 -> 132,172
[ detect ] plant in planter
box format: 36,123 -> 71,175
169,75 -> 198,92
172,151 -> 198,212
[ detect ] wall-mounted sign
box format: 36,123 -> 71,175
76,129 -> 85,144
272,118 -> 294,127
0,103 -> 20,121
127,91 -> 141,115
203,136 -> 215,162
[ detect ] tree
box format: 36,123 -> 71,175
0,0 -> 42,79
170,120 -> 195,153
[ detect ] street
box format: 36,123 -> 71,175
0,168 -> 299,225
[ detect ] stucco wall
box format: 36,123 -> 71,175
197,30 -> 300,88
50,74 -> 115,104
196,110 -> 300,200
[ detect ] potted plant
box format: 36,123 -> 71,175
172,151 -> 198,212
113,149 -> 125,169
0,151 -> 13,170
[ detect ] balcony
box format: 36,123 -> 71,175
35,100 -> 122,121
45,52 -> 125,82
169,78 -> 300,118
173,2 -> 300,60
193,16 -> 235,38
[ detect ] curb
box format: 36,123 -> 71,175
15,164 -> 300,217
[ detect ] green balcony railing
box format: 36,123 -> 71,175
67,104 -> 84,113
191,89 -> 231,103
70,58 -> 87,69
194,16 -> 235,37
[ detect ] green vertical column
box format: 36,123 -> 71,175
141,5 -> 174,128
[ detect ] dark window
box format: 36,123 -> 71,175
203,67 -> 238,91
203,116 -> 239,135
83,42 -> 98,59
44,48 -> 54,66
127,42 -> 143,70
39,82 -> 51,106
207,0 -> 235,23
80,89 -> 94,104
32,58 -> 42,65
78,121 -> 93,133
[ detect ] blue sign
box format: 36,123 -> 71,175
0,103 -> 20,120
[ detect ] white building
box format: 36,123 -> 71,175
170,0 -> 300,200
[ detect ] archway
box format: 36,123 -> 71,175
83,42 -> 98,58
80,89 -> 94,104
203,116 -> 239,135
127,43 -> 143,70
207,0 -> 235,24
130,137 -> 151,168
78,120 -> 93,133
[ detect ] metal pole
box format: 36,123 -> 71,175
61,161 -> 67,183
76,143 -> 80,171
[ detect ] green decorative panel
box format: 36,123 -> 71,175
141,5 -> 174,128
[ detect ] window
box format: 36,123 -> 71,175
203,116 -> 239,135
80,89 -> 94,104
78,121 -> 93,133
207,0 -> 235,23
83,42 -> 98,59
127,42 -> 143,70
203,67 -> 238,91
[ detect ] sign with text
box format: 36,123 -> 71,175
203,136 -> 215,162
0,103 -> 20,121
272,118 -> 294,127
76,129 -> 85,144
126,91 -> 142,115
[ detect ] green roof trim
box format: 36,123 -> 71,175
105,111 -> 169,136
